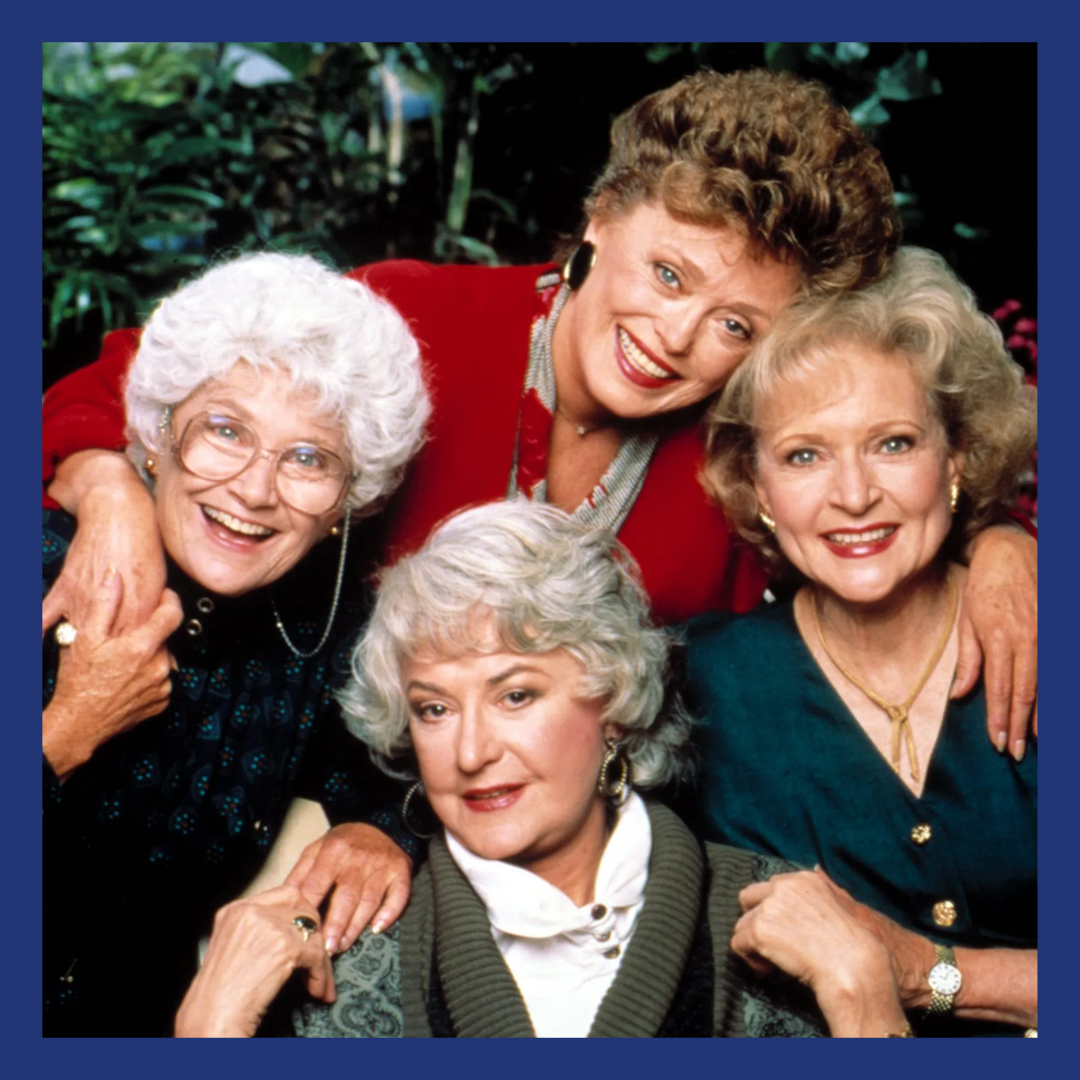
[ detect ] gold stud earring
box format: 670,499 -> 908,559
145,458 -> 157,475
949,481 -> 960,515
329,523 -> 342,537
759,509 -> 776,534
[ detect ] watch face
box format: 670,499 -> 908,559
929,961 -> 963,995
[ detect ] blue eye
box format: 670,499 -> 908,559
787,448 -> 818,466
656,264 -> 680,287
721,317 -> 751,341
881,436 -> 913,454
286,447 -> 324,469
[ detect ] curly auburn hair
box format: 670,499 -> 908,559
560,68 -> 900,294
701,247 -> 1037,575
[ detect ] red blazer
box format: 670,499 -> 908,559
42,260 -> 767,624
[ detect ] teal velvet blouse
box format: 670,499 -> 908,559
680,600 -> 1037,1036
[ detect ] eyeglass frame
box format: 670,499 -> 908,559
156,406 -> 354,516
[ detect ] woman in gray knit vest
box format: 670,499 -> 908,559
176,501 -> 910,1038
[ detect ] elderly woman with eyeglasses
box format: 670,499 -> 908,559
175,501 -> 913,1039
42,253 -> 429,1036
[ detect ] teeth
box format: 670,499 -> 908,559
203,506 -> 274,537
618,328 -> 676,380
825,527 -> 895,545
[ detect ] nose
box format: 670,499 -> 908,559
831,452 -> 881,516
655,300 -> 705,356
455,705 -> 501,775
224,450 -> 280,509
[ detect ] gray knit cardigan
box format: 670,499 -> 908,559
294,802 -> 825,1038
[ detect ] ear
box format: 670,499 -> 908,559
752,476 -> 772,522
602,722 -> 624,743
946,449 -> 965,491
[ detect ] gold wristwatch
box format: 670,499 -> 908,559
926,943 -> 962,1015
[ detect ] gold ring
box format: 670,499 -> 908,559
292,915 -> 318,942
54,620 -> 78,647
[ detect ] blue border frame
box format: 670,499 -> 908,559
24,11 -> 1061,1078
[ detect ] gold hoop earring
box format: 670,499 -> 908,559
402,781 -> 438,839
949,481 -> 960,515
759,510 -> 776,534
597,740 -> 633,806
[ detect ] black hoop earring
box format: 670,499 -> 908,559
562,241 -> 596,291
402,781 -> 439,839
597,739 -> 633,806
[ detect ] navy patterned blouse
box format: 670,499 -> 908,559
43,509 -> 416,1036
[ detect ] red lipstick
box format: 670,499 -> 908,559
820,523 -> 900,559
461,784 -> 525,813
614,326 -> 679,389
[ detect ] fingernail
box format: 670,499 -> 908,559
105,566 -> 117,583
1012,739 -> 1026,763
995,731 -> 1008,754
324,937 -> 337,954
371,920 -> 385,935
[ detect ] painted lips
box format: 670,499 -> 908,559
461,785 -> 526,813
820,524 -> 899,558
615,327 -> 679,389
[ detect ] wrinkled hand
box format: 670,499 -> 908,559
954,527 -> 1038,756
43,569 -> 183,779
285,823 -> 413,953
732,869 -> 905,1036
176,884 -> 334,1038
44,450 -> 167,638
803,869 -> 935,1010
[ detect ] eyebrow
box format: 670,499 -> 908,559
201,397 -> 343,451
487,663 -> 545,686
405,663 -> 546,696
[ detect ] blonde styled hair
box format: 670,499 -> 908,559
702,246 -> 1037,572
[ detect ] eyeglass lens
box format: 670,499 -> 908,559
179,413 -> 347,515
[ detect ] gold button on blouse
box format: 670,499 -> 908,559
910,823 -> 932,846
604,945 -> 621,959
932,899 -> 958,927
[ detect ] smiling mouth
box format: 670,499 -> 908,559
617,327 -> 679,381
823,526 -> 897,545
202,506 -> 276,539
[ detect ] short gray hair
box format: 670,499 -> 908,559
124,252 -> 430,517
338,500 -> 693,786
702,246 -> 1037,570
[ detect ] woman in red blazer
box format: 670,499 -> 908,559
43,68 -> 1037,748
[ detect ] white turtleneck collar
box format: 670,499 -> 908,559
445,792 -> 651,1037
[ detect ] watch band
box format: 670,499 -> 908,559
926,943 -> 962,1016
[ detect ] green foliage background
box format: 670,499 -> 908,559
43,42 -> 1036,389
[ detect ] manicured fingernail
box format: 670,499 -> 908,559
371,920 -> 385,935
1012,739 -> 1026,763
324,937 -> 338,954
995,731 -> 1008,753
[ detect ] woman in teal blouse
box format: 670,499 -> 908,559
687,247 -> 1037,1037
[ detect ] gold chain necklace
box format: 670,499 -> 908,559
812,573 -> 959,783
